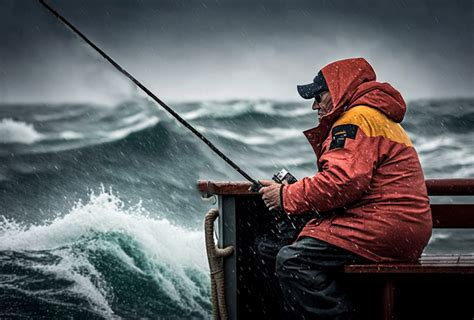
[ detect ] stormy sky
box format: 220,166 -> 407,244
0,0 -> 472,104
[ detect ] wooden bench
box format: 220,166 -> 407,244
345,179 -> 474,320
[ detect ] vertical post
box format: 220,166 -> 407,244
218,195 -> 237,320
383,278 -> 395,320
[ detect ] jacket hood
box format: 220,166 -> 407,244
303,58 -> 407,159
321,58 -> 406,123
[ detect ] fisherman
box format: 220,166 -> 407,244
257,57 -> 432,319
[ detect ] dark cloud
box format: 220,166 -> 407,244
0,0 -> 472,103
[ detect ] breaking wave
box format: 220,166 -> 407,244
0,189 -> 211,319
0,118 -> 44,144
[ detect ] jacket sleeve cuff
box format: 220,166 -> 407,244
282,184 -> 301,215
279,184 -> 285,212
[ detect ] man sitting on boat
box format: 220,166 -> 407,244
258,57 -> 432,319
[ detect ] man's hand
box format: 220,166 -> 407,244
259,180 -> 284,211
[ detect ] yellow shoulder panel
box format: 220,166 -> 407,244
333,105 -> 413,147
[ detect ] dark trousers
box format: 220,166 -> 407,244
254,216 -> 366,320
254,214 -> 311,318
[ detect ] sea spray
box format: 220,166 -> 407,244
0,188 -> 211,319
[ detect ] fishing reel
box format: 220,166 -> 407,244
272,168 -> 297,185
250,168 -> 297,192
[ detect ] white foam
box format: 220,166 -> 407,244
59,130 -> 84,140
121,112 -> 148,125
261,127 -> 303,140
415,136 -> 455,153
0,189 -> 207,267
102,116 -> 160,140
181,101 -> 253,120
0,188 -> 210,317
0,118 -> 44,144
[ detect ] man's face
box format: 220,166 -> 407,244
312,91 -> 333,119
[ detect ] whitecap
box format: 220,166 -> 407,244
0,118 -> 44,144
59,130 -> 84,140
100,116 -> 160,141
415,136 -> 456,153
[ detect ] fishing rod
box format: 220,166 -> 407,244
38,0 -> 262,188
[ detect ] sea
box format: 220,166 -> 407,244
0,97 -> 473,319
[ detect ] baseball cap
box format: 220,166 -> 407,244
297,71 -> 328,100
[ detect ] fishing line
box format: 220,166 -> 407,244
38,0 -> 260,187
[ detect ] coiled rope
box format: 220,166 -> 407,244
204,209 -> 234,320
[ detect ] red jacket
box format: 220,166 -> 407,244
282,58 -> 432,262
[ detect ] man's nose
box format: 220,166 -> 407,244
312,101 -> 320,110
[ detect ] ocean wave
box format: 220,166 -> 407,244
261,127 -> 304,140
0,188 -> 208,267
0,118 -> 44,144
180,100 -> 312,120
414,136 -> 457,153
32,107 -> 91,122
121,112 -> 150,125
195,126 -> 268,145
195,125 -> 303,146
98,116 -> 160,141
0,188 -> 211,319
41,116 -> 159,144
